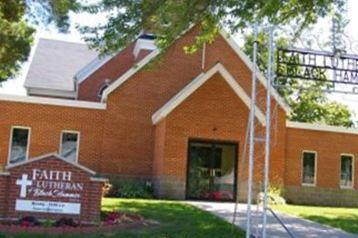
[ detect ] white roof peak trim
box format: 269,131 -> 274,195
0,93 -> 106,110
5,152 -> 96,175
75,55 -> 112,84
219,30 -> 291,114
152,63 -> 266,125
101,49 -> 161,102
287,121 -> 358,135
133,38 -> 157,58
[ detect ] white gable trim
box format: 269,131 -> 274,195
101,49 -> 160,102
152,63 -> 266,125
219,30 -> 291,114
287,121 -> 358,135
5,152 -> 96,175
75,55 -> 112,84
0,94 -> 106,110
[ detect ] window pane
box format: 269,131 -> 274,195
302,152 -> 316,184
341,155 -> 353,187
61,132 -> 79,162
9,128 -> 29,164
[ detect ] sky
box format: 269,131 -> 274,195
1,0 -> 358,119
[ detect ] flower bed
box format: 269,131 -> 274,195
0,212 -> 145,235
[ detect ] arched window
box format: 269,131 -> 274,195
97,83 -> 109,98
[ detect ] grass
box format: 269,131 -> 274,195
272,204 -> 358,234
0,198 -> 245,238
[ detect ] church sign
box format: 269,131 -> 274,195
276,48 -> 358,94
0,153 -> 107,222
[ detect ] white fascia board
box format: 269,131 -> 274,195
152,63 -> 266,126
219,30 -> 291,115
5,152 -> 96,175
75,55 -> 113,84
101,49 -> 161,102
27,87 -> 76,99
0,93 -> 106,110
287,121 -> 358,135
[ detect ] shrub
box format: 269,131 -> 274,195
104,179 -> 154,199
18,216 -> 40,227
42,219 -> 55,228
53,218 -> 78,227
258,184 -> 286,205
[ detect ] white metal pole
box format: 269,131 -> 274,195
246,22 -> 258,238
262,25 -> 273,238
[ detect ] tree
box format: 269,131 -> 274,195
0,0 -> 346,84
80,0 -> 345,54
242,31 -> 354,127
0,0 -> 79,82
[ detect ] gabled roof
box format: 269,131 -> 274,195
24,39 -> 98,92
5,152 -> 96,175
152,63 -> 266,125
101,29 -> 291,115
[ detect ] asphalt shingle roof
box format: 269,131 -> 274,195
24,38 -> 98,91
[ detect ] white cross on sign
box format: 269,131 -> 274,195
16,174 -> 32,198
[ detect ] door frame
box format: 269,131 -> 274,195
185,138 -> 239,202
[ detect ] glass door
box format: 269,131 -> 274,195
186,140 -> 238,201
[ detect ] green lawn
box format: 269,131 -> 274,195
0,198 -> 244,238
272,204 -> 358,234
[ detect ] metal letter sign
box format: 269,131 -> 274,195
276,48 -> 358,94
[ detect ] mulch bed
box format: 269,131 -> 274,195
0,212 -> 152,235
0,221 -> 146,235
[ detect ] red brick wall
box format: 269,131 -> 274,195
101,25 -> 287,179
77,43 -> 136,102
285,127 -> 358,190
101,27 -> 204,176
0,174 -> 9,216
0,101 -> 105,172
0,25 -> 288,200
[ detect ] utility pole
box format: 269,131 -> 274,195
262,24 -> 274,238
246,22 -> 258,238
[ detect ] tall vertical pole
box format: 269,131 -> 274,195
262,25 -> 273,238
246,22 -> 258,238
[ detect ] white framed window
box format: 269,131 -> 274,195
301,151 -> 317,186
8,126 -> 31,165
59,130 -> 80,163
340,154 -> 354,189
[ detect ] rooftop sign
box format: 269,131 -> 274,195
276,48 -> 358,94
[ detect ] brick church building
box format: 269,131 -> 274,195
1,26 -> 358,206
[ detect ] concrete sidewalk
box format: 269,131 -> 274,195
188,201 -> 357,238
